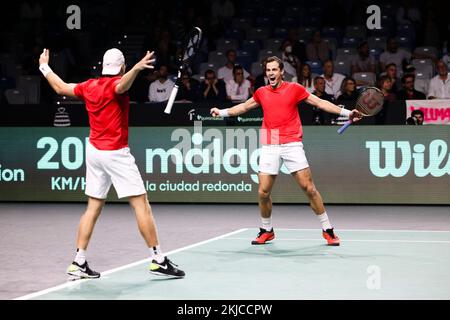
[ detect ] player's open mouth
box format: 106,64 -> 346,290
269,77 -> 276,82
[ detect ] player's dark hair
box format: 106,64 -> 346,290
262,56 -> 284,74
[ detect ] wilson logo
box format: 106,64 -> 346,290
366,140 -> 450,177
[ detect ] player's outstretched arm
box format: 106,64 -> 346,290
210,97 -> 258,118
115,51 -> 155,94
39,49 -> 77,98
305,93 -> 362,122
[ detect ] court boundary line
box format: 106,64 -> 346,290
14,228 -> 248,300
226,237 -> 450,244
275,228 -> 450,233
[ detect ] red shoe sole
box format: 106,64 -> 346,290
251,235 -> 275,245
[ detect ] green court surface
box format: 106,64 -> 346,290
19,228 -> 450,300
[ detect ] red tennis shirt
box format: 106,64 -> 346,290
253,81 -> 310,144
74,76 -> 129,150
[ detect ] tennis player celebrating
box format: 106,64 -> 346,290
39,48 -> 185,279
211,57 -> 362,245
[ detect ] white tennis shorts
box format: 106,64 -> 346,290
259,141 -> 309,175
85,141 -> 146,199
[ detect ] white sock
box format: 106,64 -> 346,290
149,245 -> 165,263
74,248 -> 86,265
317,212 -> 332,230
261,217 -> 272,231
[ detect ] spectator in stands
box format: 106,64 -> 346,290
306,30 -> 330,63
321,60 -> 345,99
293,63 -> 314,93
442,42 -> 450,66
309,76 -> 334,125
337,77 -> 358,106
377,75 -> 396,102
427,60 -> 450,99
410,109 -> 424,125
211,0 -> 235,29
254,73 -> 268,90
200,69 -> 227,102
175,71 -> 199,102
148,65 -> 175,102
396,0 -> 421,25
382,63 -> 401,93
154,30 -> 178,73
335,77 -> 357,124
379,37 -> 411,71
217,49 -> 251,82
286,28 -> 307,63
225,65 -> 252,103
396,74 -> 426,100
280,40 -> 300,80
351,41 -> 376,86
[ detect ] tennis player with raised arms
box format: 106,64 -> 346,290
39,48 -> 185,279
211,56 -> 362,245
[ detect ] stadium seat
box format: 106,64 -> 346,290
306,60 -> 323,74
298,27 -> 317,41
5,89 -> 26,104
191,74 -> 204,83
322,26 -> 342,42
251,61 -> 263,77
232,17 -> 253,31
247,28 -> 271,41
414,46 -> 439,59
353,72 -> 376,86
396,36 -> 413,49
345,25 -> 367,39
208,51 -> 227,66
224,28 -> 246,42
240,40 -> 261,59
216,39 -> 238,52
369,48 -> 384,61
334,59 -> 350,76
273,27 -> 289,39
279,17 -> 298,29
412,59 -> 434,78
18,75 -> 40,104
342,37 -> 361,48
368,36 -> 386,50
414,73 -> 430,95
264,38 -> 283,51
199,62 -> 219,76
258,49 -> 278,62
254,16 -> 273,28
323,38 -> 337,60
236,50 -> 253,70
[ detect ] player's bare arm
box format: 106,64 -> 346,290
210,97 -> 259,117
39,49 -> 77,98
305,93 -> 362,122
115,51 -> 155,94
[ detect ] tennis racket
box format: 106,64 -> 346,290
164,27 -> 203,114
337,87 -> 384,134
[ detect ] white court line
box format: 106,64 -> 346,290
275,228 -> 450,233
226,237 -> 450,244
14,228 -> 248,300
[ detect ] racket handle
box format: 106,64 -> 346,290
337,120 -> 353,134
164,85 -> 179,114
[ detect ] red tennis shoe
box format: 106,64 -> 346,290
251,228 -> 275,245
323,228 -> 340,246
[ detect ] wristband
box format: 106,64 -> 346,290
339,107 -> 351,117
218,108 -> 230,117
39,63 -> 53,77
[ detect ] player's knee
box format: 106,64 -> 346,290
258,189 -> 271,200
304,185 -> 318,198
